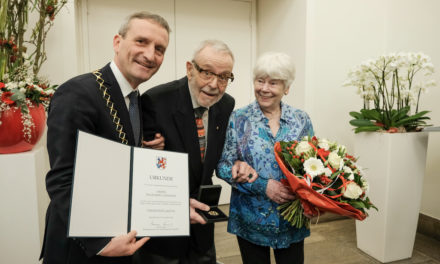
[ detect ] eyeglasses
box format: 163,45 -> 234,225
192,61 -> 234,87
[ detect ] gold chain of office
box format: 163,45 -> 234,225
92,69 -> 128,144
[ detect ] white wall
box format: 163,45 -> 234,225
257,0 -> 307,110
257,0 -> 440,220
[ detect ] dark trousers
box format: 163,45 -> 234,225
132,243 -> 216,264
237,236 -> 304,264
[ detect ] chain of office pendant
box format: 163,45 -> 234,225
92,69 -> 128,144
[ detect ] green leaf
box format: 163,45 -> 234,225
349,200 -> 367,209
349,119 -> 376,127
396,106 -> 411,120
349,111 -> 364,119
354,126 -> 382,133
360,109 -> 382,121
395,111 -> 430,127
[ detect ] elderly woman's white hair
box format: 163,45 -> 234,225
253,52 -> 296,89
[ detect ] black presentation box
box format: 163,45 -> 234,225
196,185 -> 228,223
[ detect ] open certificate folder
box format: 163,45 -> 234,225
68,130 -> 189,238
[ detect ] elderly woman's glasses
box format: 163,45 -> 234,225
192,61 -> 234,87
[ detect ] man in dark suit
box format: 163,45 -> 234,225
40,12 -> 169,264
137,40 -> 257,264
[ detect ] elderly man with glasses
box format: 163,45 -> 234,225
136,39 -> 256,264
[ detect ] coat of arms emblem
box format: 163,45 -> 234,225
156,156 -> 167,170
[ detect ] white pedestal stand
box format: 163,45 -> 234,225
0,145 -> 50,264
354,132 -> 428,263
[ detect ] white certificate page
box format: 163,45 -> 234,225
131,148 -> 189,237
69,131 -> 131,237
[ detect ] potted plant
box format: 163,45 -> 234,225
0,0 -> 66,154
345,52 -> 435,133
344,52 -> 435,262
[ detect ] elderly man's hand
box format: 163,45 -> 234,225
99,231 -> 149,257
266,179 -> 296,204
142,133 -> 165,150
231,160 -> 258,183
189,198 -> 210,224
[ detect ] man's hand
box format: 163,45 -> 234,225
142,133 -> 165,150
231,160 -> 258,183
99,231 -> 149,257
265,179 -> 296,204
189,198 -> 210,224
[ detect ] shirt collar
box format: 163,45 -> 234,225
250,100 -> 290,123
110,61 -> 138,97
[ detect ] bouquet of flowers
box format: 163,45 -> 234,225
344,52 -> 436,133
274,136 -> 377,229
0,0 -> 66,144
0,57 -> 56,114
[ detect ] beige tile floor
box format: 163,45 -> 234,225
214,205 -> 440,264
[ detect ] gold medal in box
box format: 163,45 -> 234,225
196,185 -> 228,223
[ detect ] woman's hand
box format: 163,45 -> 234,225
266,179 -> 296,204
231,160 -> 258,183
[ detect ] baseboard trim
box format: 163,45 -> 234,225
417,213 -> 440,241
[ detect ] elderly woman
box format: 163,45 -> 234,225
217,52 -> 313,264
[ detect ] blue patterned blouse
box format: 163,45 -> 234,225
217,100 -> 314,249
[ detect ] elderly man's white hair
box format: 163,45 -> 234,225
253,52 -> 296,89
192,39 -> 235,62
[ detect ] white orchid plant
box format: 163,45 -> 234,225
344,52 -> 436,133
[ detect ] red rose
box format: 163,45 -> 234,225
1,91 -> 15,105
0,82 -> 5,89
10,55 -> 16,63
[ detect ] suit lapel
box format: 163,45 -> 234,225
100,64 -> 136,145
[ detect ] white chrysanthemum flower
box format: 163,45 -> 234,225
342,182 -> 363,199
303,158 -> 324,178
328,152 -> 342,170
295,141 -> 312,155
